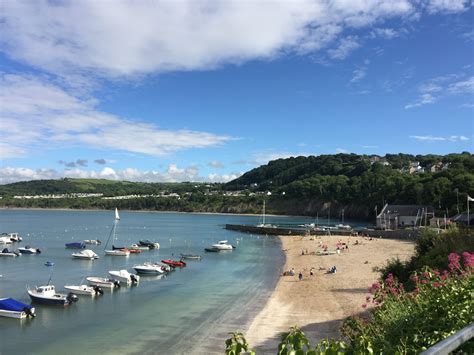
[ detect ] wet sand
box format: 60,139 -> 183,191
246,235 -> 415,353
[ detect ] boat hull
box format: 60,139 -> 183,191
64,285 -> 101,296
133,265 -> 165,274
28,292 -> 76,306
86,277 -> 120,289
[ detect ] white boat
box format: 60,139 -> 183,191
211,240 -> 233,250
104,212 -> 129,256
108,270 -> 140,285
64,284 -> 103,296
133,262 -> 168,275
72,249 -> 99,260
27,284 -> 79,306
86,277 -> 121,289
115,207 -> 120,220
130,243 -> 150,250
7,233 -> 23,242
83,239 -> 101,245
336,224 -> 352,230
0,236 -> 13,244
105,249 -> 130,256
0,248 -> 20,257
0,298 -> 35,319
256,200 -> 275,228
18,246 -> 41,254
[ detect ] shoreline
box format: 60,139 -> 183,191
246,234 -> 415,352
0,206 -> 355,220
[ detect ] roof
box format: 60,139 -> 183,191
451,213 -> 474,224
381,205 -> 435,217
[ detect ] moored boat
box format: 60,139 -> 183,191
7,233 -> 23,242
27,284 -> 79,306
64,284 -> 103,296
83,239 -> 101,245
0,248 -> 20,257
18,246 -> 41,254
108,270 -> 140,285
133,262 -> 168,275
0,298 -> 35,319
129,243 -> 150,250
180,253 -> 202,260
161,259 -> 186,268
204,247 -> 220,252
210,240 -> 233,250
86,276 -> 121,289
72,249 -> 99,260
104,248 -> 130,256
138,240 -> 160,249
65,242 -> 86,249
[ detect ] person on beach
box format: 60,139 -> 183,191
298,272 -> 303,281
310,268 -> 314,276
289,268 -> 295,276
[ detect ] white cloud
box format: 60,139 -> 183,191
405,74 -> 474,109
0,74 -> 232,158
0,164 -> 240,184
362,145 -> 379,149
370,28 -> 399,39
424,0 -> 470,14
328,36 -> 361,60
208,160 -> 224,169
350,67 -> 367,84
448,76 -> 474,94
0,1 -> 430,78
410,135 -> 470,142
336,148 -> 349,153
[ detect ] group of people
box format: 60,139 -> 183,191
283,265 -> 333,280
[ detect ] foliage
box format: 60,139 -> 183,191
380,226 -> 474,285
225,332 -> 255,355
343,253 -> 474,353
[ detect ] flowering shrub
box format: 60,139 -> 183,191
341,252 -> 474,354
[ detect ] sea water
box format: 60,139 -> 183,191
0,209 -> 355,354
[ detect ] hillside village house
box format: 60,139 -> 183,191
376,204 -> 435,229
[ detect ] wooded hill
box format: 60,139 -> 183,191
1,152 -> 473,219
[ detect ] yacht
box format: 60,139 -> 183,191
210,240 -> 234,250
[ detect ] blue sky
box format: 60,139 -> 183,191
0,0 -> 473,184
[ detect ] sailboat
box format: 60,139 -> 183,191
257,200 -> 274,228
104,209 -> 129,256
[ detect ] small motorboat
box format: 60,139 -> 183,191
0,248 -> 20,257
108,270 -> 140,285
104,248 -> 130,256
129,243 -> 150,250
133,262 -> 168,275
83,239 -> 101,245
86,277 -> 121,289
0,298 -> 35,319
44,261 -> 54,267
8,233 -> 23,242
204,247 -> 220,252
161,259 -> 186,268
18,246 -> 41,254
27,284 -> 79,306
0,236 -> 13,244
64,284 -> 103,296
72,249 -> 99,260
180,253 -> 202,260
65,242 -> 86,249
138,240 -> 160,249
210,240 -> 233,250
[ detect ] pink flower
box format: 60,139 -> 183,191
422,271 -> 430,278
385,273 -> 394,286
420,279 -> 428,284
448,253 -> 461,271
462,252 -> 474,269
433,282 -> 442,288
433,269 -> 440,276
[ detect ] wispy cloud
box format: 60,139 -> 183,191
336,148 -> 349,153
328,36 -> 361,60
405,74 -> 474,109
424,0 -> 471,14
410,135 -> 470,142
370,28 -> 399,39
208,160 -> 224,169
362,145 -> 379,149
0,74 -> 232,159
94,159 -> 107,165
58,159 -> 89,168
0,165 -> 241,184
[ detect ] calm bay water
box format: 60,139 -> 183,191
0,209 -> 334,355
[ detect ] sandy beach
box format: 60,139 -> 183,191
246,235 -> 415,353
